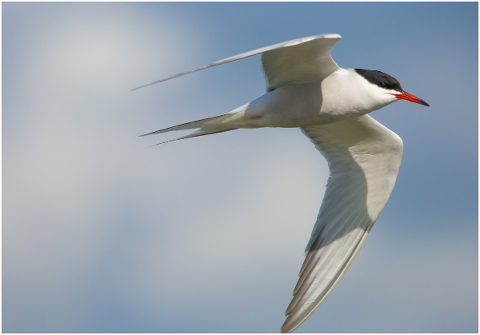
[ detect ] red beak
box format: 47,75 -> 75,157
394,92 -> 430,107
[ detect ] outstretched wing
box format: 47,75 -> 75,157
281,115 -> 403,333
132,34 -> 341,91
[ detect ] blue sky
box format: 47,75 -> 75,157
3,2 -> 477,333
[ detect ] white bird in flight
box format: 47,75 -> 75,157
135,34 -> 429,333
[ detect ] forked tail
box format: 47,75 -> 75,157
139,105 -> 249,145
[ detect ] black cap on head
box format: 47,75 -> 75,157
355,69 -> 403,93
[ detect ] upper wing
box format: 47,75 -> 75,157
261,35 -> 340,91
132,34 -> 341,91
281,115 -> 403,333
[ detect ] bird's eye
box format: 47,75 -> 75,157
380,82 -> 387,88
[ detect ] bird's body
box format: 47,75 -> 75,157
136,34 -> 429,333
239,68 -> 399,129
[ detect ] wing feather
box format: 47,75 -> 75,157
261,35 -> 341,91
132,34 -> 341,91
281,115 -> 403,333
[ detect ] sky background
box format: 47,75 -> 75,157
3,2 -> 477,333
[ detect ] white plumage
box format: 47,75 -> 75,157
136,34 -> 429,332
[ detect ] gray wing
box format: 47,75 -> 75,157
132,34 -> 341,91
260,34 -> 340,91
281,115 -> 403,333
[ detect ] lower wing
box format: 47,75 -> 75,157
282,115 -> 403,333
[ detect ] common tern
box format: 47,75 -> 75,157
136,34 -> 429,333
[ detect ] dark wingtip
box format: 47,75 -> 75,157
131,83 -> 153,92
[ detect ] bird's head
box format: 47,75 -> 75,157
355,69 -> 430,108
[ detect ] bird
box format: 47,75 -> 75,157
134,34 -> 430,333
